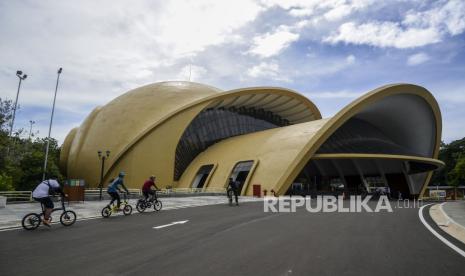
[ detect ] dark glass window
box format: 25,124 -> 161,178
174,108 -> 288,180
191,164 -> 214,188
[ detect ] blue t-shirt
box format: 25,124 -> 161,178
107,177 -> 124,193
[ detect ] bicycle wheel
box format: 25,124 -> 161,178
136,200 -> 146,213
60,210 -> 77,226
101,206 -> 111,218
154,200 -> 162,211
123,204 -> 132,215
22,213 -> 41,230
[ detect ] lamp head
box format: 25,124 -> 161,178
98,150 -> 102,158
23,74 -> 27,80
16,70 -> 22,76
58,68 -> 62,74
105,150 -> 110,157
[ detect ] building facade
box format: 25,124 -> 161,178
60,81 -> 443,198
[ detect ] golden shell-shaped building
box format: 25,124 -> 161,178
60,81 -> 443,198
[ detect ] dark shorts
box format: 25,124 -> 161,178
34,197 -> 54,209
143,189 -> 155,198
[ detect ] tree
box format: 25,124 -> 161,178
431,138 -> 465,186
0,98 -> 14,169
448,155 -> 465,199
0,97 -> 63,192
0,173 -> 13,191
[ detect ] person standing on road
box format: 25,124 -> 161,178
107,171 -> 129,211
142,175 -> 160,201
32,176 -> 67,227
227,178 -> 239,206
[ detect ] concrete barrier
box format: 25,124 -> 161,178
0,196 -> 6,208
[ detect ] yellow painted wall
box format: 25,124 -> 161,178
63,82 -> 220,187
101,103 -> 209,189
178,119 -> 330,195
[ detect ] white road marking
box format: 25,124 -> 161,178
418,203 -> 465,258
153,220 -> 189,229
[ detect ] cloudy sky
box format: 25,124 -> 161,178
1,0 -> 464,144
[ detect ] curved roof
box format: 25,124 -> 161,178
178,83 -> 441,197
275,83 -> 442,195
61,82 -> 440,197
63,82 -> 221,178
207,87 -> 321,123
62,81 -> 321,186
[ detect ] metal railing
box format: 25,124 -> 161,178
0,187 -> 227,203
162,187 -> 226,194
0,191 -> 33,202
84,188 -> 142,197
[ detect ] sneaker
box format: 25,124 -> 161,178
42,219 -> 51,227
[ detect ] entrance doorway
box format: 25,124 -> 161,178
385,173 -> 411,199
229,161 -> 254,194
191,164 -> 214,188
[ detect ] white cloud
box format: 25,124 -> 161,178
247,61 -> 291,82
324,21 -> 442,48
155,0 -> 264,57
248,26 -> 300,58
0,0 -> 464,144
262,0 -> 374,21
407,52 -> 430,66
403,0 -> 465,36
325,0 -> 465,49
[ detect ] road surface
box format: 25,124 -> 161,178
0,201 -> 464,275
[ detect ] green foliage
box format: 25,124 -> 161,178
431,138 -> 465,186
0,97 -> 64,191
0,173 -> 13,191
448,155 -> 465,187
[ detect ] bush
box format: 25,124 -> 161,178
0,173 -> 13,191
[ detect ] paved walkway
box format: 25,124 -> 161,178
0,196 -> 260,230
442,201 -> 465,228
429,201 -> 465,245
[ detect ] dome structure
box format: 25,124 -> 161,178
61,82 -> 442,198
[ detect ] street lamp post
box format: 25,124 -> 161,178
98,150 -> 110,200
7,70 -> 27,156
9,70 -> 27,137
42,68 -> 62,181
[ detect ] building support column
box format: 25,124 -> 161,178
352,159 -> 368,191
374,160 -> 389,187
331,160 -> 348,193
402,161 -> 414,195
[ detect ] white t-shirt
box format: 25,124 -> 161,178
32,179 -> 60,198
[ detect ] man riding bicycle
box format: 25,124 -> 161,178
32,176 -> 67,226
107,171 -> 129,211
142,175 -> 160,201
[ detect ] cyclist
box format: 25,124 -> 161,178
142,175 -> 160,201
107,171 -> 129,211
227,178 -> 239,206
32,176 -> 67,226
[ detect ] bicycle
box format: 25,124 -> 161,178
136,190 -> 162,213
101,192 -> 133,218
21,196 -> 77,230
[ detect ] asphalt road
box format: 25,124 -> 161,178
0,201 -> 464,276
